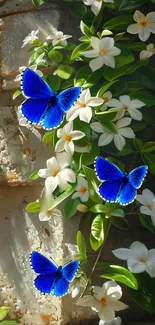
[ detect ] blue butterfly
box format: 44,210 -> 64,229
30,251 -> 80,296
21,68 -> 81,130
94,157 -> 148,206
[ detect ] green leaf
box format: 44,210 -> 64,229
55,65 -> 74,79
141,106 -> 155,125
80,21 -> 92,37
91,214 -> 104,241
47,74 -> 61,92
139,214 -> 155,234
97,80 -> 119,97
71,43 -> 91,60
98,263 -> 138,290
111,217 -> 129,229
130,272 -> 155,313
111,209 -> 125,217
101,121 -> 117,134
42,130 -> 56,146
142,153 -> 155,176
130,91 -> 155,107
95,110 -> 117,122
90,204 -> 108,214
103,15 -> 133,30
133,68 -> 155,91
0,308 -> 11,321
25,201 -> 40,213
50,184 -> 77,209
115,46 -> 134,68
29,52 -> 44,65
32,0 -> 47,7
69,3 -> 87,17
79,35 -> 90,42
48,50 -> 63,63
119,0 -> 147,10
90,233 -> 103,251
133,138 -> 143,151
0,322 -> 17,325
81,146 -> 100,166
76,231 -> 87,262
143,142 -> 155,153
83,166 -> 102,204
64,199 -> 80,219
128,42 -> 146,52
29,171 -> 39,180
13,90 -> 22,100
103,64 -> 132,81
61,78 -> 74,90
75,65 -> 92,84
127,81 -> 143,92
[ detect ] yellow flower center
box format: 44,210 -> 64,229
99,48 -> 109,56
97,0 -> 102,2
64,134 -> 72,142
124,105 -> 128,110
101,297 -> 108,306
80,103 -> 86,108
147,203 -> 152,210
103,95 -> 110,101
52,169 -> 60,177
47,209 -> 53,216
139,19 -> 148,28
139,258 -> 146,264
79,185 -> 87,195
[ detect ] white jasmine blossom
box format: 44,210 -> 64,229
38,152 -> 76,193
77,281 -> 128,322
14,65 -> 43,82
67,89 -> 103,123
99,317 -> 122,325
72,176 -> 89,202
46,26 -> 72,46
113,241 -> 155,278
127,10 -> 155,42
91,117 -> 135,151
82,37 -> 121,72
137,189 -> 155,226
140,43 -> 155,60
83,0 -> 114,16
100,91 -> 113,111
70,276 -> 87,298
21,29 -> 39,48
107,95 -> 145,121
55,121 -> 85,155
39,188 -> 62,223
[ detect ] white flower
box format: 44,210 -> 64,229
38,152 -> 76,193
39,188 -> 62,223
77,281 -> 128,322
99,317 -> 122,325
65,243 -> 80,263
55,121 -> 85,155
113,241 -> 155,278
46,26 -> 72,46
107,95 -> 145,121
21,29 -> 39,48
67,89 -> 103,123
127,10 -> 155,42
82,37 -> 121,72
91,117 -> 135,151
70,276 -> 87,298
140,43 -> 155,60
72,176 -> 89,202
100,91 -> 113,111
83,0 -> 114,16
14,65 -> 43,82
137,189 -> 155,226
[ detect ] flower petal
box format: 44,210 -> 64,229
101,37 -> 114,50
148,23 -> 155,33
102,55 -> 115,68
109,301 -> 128,311
64,121 -> 73,134
47,157 -> 59,171
89,56 -> 104,72
60,168 -> 76,183
91,122 -> 105,133
57,151 -> 71,168
91,37 -> 101,51
130,99 -> 145,109
140,50 -> 153,60
112,248 -> 131,260
98,133 -> 113,146
45,176 -> 58,193
38,168 -> 51,178
77,295 -> 101,311
130,241 -> 148,260
114,134 -> 125,151
118,127 -> 135,139
64,141 -> 75,155
99,306 -> 115,322
71,130 -> 85,140
55,138 -> 65,152
119,95 -> 131,107
82,49 -> 98,58
67,107 -> 80,121
146,12 -> 155,22
79,106 -> 92,123
140,206 -> 153,216
143,188 -> 155,203
109,46 -> 121,56
127,23 -> 141,34
107,99 -> 123,108
87,97 -> 104,106
91,1 -> 102,16
134,10 -> 146,22
116,117 -> 131,128
127,257 -> 146,273
139,28 -> 150,42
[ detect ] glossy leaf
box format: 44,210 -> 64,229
64,199 -> 80,219
76,231 -> 87,262
133,138 -> 143,151
111,209 -> 125,217
91,214 -> 104,241
130,91 -> 155,107
103,15 -> 133,30
69,3 -> 87,17
71,43 -> 91,60
42,130 -> 56,146
48,50 -> 63,63
98,263 -> 138,290
0,322 -> 17,325
50,184 -> 77,209
142,153 -> 155,176
83,166 -> 102,204
25,201 -> 41,213
47,75 -> 61,92
90,233 -> 103,251
13,90 -> 22,100
32,0 -> 47,7
111,217 -> 129,229
55,65 -> 74,79
139,214 -> 155,234
0,308 -> 11,321
119,0 -> 147,10
143,142 -> 155,153
90,204 -> 108,214
29,171 -> 39,180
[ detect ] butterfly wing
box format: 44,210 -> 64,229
99,180 -> 122,203
118,181 -> 136,206
21,98 -> 49,124
95,157 -> 123,182
53,276 -> 69,297
57,87 -> 81,112
128,166 -> 148,189
62,260 -> 79,282
21,68 -> 53,99
41,102 -> 64,130
30,251 -> 58,274
34,274 -> 55,294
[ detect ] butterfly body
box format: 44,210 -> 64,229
30,251 -> 79,296
21,68 -> 81,130
94,157 -> 148,206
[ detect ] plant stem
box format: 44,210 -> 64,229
77,219 -> 111,300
